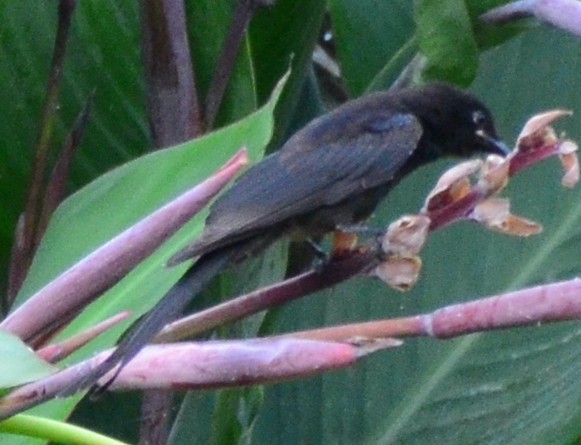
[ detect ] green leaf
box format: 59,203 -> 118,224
415,0 -> 479,86
11,73 -> 287,422
328,0 -> 529,94
329,0 -> 415,95
0,332 -> 56,388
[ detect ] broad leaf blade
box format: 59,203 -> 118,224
0,332 -> 56,388
250,26 -> 581,445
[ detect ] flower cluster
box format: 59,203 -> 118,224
375,110 -> 579,290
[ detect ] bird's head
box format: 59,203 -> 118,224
403,83 -> 510,159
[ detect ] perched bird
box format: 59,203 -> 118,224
66,83 -> 510,393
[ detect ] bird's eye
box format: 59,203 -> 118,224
472,110 -> 487,126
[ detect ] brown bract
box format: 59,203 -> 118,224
374,256 -> 422,292
472,198 -> 542,237
374,215 -> 430,291
516,109 -> 572,148
423,159 -> 482,212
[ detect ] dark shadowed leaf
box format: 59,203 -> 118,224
328,0 -> 415,96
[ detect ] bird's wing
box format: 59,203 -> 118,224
171,112 -> 423,263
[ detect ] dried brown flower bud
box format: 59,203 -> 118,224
424,160 -> 482,212
374,256 -> 422,292
381,215 -> 431,256
477,154 -> 510,195
471,198 -> 542,236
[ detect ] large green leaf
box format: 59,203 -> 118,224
250,26 -> 581,445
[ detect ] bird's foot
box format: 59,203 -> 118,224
306,239 -> 329,272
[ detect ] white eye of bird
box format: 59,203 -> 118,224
472,110 -> 486,126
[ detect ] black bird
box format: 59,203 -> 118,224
65,83 -> 510,394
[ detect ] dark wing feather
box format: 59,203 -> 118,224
172,112 -> 422,262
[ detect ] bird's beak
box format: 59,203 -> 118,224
476,130 -> 512,157
489,138 -> 511,156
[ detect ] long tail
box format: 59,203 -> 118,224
59,248 -> 233,396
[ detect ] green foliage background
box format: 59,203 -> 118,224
1,1 -> 581,444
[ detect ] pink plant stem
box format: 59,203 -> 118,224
155,251 -> 373,342
37,312 -> 131,363
423,278 -> 581,338
111,339 -> 364,391
427,190 -> 484,231
507,142 -> 560,176
536,0 -> 581,36
285,316 -> 424,342
286,278 -> 581,341
0,338 -> 370,417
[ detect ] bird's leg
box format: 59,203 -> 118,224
305,238 -> 329,270
305,228 -> 363,268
